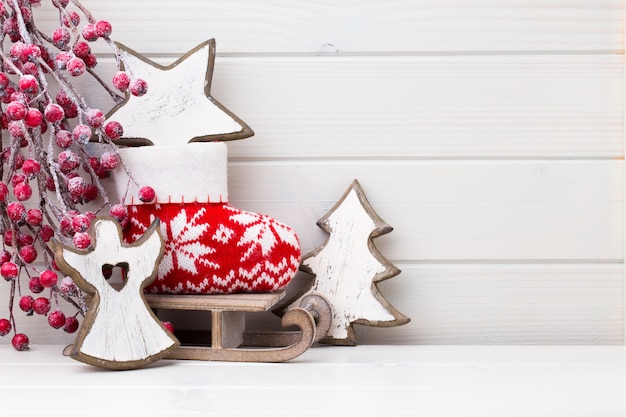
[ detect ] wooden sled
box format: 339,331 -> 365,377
144,291 -> 331,363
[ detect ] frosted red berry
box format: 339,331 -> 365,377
45,103 -> 65,123
0,73 -> 9,91
58,150 -> 79,172
52,0 -> 69,8
19,295 -> 34,313
6,101 -> 27,120
7,201 -> 26,221
67,57 -> 86,76
21,44 -> 40,62
72,123 -> 91,144
62,11 -> 80,27
100,151 -> 120,171
130,78 -> 148,97
3,230 -> 15,247
17,233 -> 33,248
8,120 -> 25,138
40,225 -> 55,242
24,108 -> 43,128
25,208 -> 43,227
45,176 -> 56,192
55,51 -> 72,69
56,90 -> 72,107
85,108 -> 104,128
22,158 -> 41,176
60,276 -> 78,296
33,297 -> 51,315
72,41 -> 90,59
67,176 -> 87,200
39,269 -> 58,288
71,213 -> 91,232
9,41 -> 25,60
18,75 -> 38,94
83,183 -> 99,202
19,245 -> 37,264
81,23 -> 98,42
63,316 -> 79,333
55,129 -> 72,148
48,310 -> 66,329
3,17 -> 19,40
0,250 -> 10,264
20,7 -> 33,24
52,27 -> 71,48
1,262 -> 18,281
84,53 -> 97,69
29,276 -> 44,293
0,318 -> 11,336
60,215 -> 74,237
11,175 -> 26,189
104,120 -> 123,140
12,333 -> 29,351
1,86 -> 16,104
21,62 -> 38,76
9,89 -> 27,102
64,102 -> 79,118
112,71 -> 130,91
95,20 -> 112,37
110,204 -> 128,223
138,186 -> 156,203
73,232 -> 91,249
14,182 -> 33,201
0,182 -> 8,201
9,152 -> 25,170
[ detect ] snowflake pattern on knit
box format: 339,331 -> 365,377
125,202 -> 300,294
159,207 -> 217,277
227,205 -> 300,261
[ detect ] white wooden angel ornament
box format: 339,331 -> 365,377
53,217 -> 179,370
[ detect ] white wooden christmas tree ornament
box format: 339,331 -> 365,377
105,39 -> 254,147
291,180 -> 410,345
53,218 -> 179,370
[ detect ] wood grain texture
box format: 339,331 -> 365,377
145,292 -> 286,312
1,264 -> 622,345
33,0 -> 624,54
80,55 -> 624,159
226,160 -> 623,261
3,345 -> 626,416
355,263 -> 625,344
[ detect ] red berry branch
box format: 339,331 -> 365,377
0,0 -> 154,350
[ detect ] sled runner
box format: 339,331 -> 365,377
145,292 -> 331,362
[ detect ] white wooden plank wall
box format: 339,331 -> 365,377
2,0 -> 624,346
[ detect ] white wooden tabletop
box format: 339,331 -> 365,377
2,344 -> 626,416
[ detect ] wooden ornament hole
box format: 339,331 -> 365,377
102,263 -> 128,291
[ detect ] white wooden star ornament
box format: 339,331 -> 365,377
106,39 -> 253,146
290,180 -> 410,345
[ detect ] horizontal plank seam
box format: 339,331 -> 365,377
228,156 -> 626,163
93,50 -> 625,59
389,259 -> 625,265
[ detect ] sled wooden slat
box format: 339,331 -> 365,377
144,291 -> 286,312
